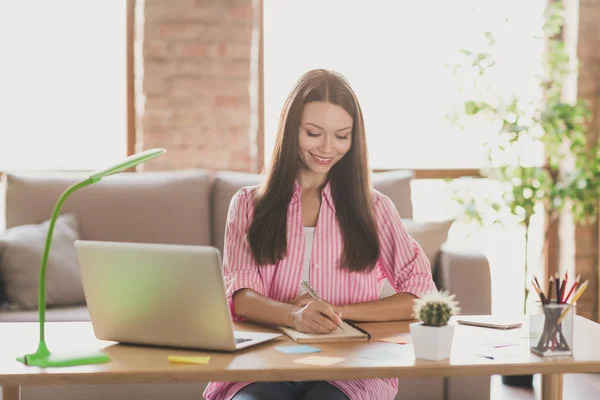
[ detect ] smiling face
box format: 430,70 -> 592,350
254,69 -> 378,272
298,101 -> 353,177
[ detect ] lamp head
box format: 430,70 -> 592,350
88,148 -> 166,182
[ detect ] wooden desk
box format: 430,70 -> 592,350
1,316 -> 600,400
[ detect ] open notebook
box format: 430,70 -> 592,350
279,320 -> 370,344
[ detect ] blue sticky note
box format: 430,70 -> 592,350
275,345 -> 321,354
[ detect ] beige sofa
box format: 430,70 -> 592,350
0,169 -> 492,400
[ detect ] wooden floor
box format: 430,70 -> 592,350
491,374 -> 600,400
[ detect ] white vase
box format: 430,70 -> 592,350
409,321 -> 455,361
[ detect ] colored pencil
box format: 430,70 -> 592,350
554,272 -> 561,304
531,279 -> 547,304
558,278 -> 566,304
563,274 -> 580,304
557,280 -> 589,324
547,278 -> 554,304
561,272 -> 568,303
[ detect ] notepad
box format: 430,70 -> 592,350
279,320 -> 370,344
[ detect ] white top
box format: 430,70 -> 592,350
298,227 -> 316,296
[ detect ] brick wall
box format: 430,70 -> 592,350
135,0 -> 259,172
574,0 -> 600,321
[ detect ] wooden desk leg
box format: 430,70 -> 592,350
541,374 -> 563,400
3,385 -> 21,400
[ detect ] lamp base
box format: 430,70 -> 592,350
16,340 -> 110,367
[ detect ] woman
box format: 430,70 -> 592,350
204,69 -> 436,400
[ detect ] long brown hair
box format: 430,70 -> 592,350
247,69 -> 380,272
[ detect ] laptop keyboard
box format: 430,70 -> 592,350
236,337 -> 251,344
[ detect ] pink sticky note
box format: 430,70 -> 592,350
293,355 -> 345,366
377,335 -> 410,345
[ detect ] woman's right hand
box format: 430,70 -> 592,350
290,301 -> 341,334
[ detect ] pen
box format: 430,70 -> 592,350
300,280 -> 344,331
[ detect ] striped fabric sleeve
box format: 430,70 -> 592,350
374,194 -> 437,298
222,188 -> 265,320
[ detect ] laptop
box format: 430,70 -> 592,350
74,240 -> 281,351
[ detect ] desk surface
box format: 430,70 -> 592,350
1,316 -> 600,386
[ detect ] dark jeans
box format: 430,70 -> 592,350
231,381 -> 349,400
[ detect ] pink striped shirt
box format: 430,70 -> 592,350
204,181 -> 436,400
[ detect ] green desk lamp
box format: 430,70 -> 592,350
16,148 -> 166,367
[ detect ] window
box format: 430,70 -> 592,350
263,0 -> 546,170
0,1 -> 127,171
264,0 -> 549,316
411,179 -> 545,316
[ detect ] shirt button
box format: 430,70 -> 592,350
314,264 -> 319,269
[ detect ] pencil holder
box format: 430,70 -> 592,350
530,303 -> 575,357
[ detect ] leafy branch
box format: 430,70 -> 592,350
449,1 -> 598,315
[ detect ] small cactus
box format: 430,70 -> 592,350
413,291 -> 460,327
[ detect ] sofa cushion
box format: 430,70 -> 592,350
0,305 -> 90,322
402,219 -> 454,272
372,170 -> 414,218
211,170 -> 414,254
4,169 -> 211,246
212,171 -> 263,253
0,213 -> 85,309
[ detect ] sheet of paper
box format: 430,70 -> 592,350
275,345 -> 321,354
377,335 -> 410,344
358,350 -> 399,361
168,356 -> 210,365
521,333 -> 541,339
293,355 -> 345,366
481,339 -> 520,348
474,344 -> 523,361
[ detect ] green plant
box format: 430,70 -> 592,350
449,1 -> 599,315
413,291 -> 460,327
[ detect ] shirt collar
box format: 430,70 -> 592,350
321,181 -> 336,211
292,179 -> 336,211
293,180 -> 302,198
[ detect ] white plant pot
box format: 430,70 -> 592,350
409,321 -> 455,361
